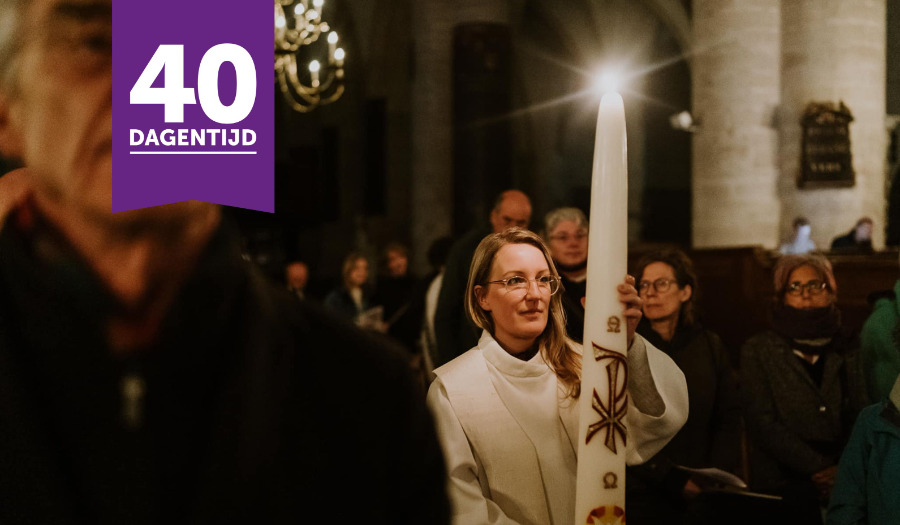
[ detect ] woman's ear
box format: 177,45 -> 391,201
0,92 -> 24,160
475,285 -> 491,311
679,284 -> 693,303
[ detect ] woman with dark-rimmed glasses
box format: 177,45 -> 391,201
425,228 -> 688,525
627,248 -> 742,525
741,253 -> 870,525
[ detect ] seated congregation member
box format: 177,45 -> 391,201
628,248 -> 742,524
780,217 -> 817,255
374,242 -> 422,352
741,254 -> 870,525
543,206 -> 588,342
426,228 -> 689,525
859,274 -> 900,401
0,0 -> 449,521
434,189 -> 532,367
826,373 -> 900,525
324,252 -> 378,328
829,217 -> 874,254
284,260 -> 310,300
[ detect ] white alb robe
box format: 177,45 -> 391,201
426,330 -> 689,525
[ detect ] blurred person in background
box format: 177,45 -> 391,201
374,242 -> 419,350
741,254 -> 869,524
420,235 -> 453,385
830,217 -> 874,254
543,206 -> 588,343
859,252 -> 900,401
324,252 -> 379,328
433,189 -> 532,367
284,260 -> 309,300
780,217 -> 817,255
628,248 -> 742,524
826,373 -> 900,524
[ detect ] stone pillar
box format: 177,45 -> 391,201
692,0 -> 781,248
779,0 -> 887,250
410,0 -> 454,273
410,0 -> 509,273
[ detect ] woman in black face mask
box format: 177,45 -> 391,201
741,253 -> 870,525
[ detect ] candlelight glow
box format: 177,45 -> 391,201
595,71 -> 621,94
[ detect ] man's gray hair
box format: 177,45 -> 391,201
543,206 -> 589,237
0,0 -> 27,92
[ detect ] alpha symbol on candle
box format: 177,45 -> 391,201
586,343 -> 628,453
603,472 -> 618,489
606,316 -> 621,333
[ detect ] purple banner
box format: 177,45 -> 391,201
113,1 -> 273,212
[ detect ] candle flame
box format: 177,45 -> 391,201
595,72 -> 620,95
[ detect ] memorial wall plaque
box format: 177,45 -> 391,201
800,101 -> 854,188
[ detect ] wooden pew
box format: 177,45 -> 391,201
628,245 -> 900,367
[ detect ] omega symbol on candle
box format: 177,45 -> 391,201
607,316 -> 621,333
603,472 -> 618,489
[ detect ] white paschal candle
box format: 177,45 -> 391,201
574,91 -> 628,525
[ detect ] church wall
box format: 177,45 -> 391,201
778,0 -> 887,251
692,0 -> 782,249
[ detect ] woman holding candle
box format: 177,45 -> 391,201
628,248 -> 742,524
741,253 -> 870,524
426,228 -> 688,525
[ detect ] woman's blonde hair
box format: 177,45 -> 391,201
464,228 -> 581,397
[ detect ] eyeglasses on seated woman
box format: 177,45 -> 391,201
740,253 -> 871,525
626,248 -> 742,525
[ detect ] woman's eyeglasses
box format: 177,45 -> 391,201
548,232 -> 588,243
785,280 -> 829,296
638,278 -> 677,294
485,275 -> 561,295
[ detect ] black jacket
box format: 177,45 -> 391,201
0,214 -> 450,524
433,227 -> 489,367
559,275 -> 586,343
627,320 -> 742,523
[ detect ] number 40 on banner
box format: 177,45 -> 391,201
130,44 -> 257,125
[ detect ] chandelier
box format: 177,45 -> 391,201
274,0 -> 345,113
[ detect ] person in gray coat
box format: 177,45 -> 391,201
741,253 -> 870,525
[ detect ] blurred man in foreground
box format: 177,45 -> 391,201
0,0 -> 448,523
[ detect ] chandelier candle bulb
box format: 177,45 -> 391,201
328,32 -> 338,60
574,91 -> 629,524
309,60 -> 320,87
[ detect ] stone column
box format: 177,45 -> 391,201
410,0 -> 509,272
410,0 -> 454,273
692,0 -> 781,248
779,0 -> 887,250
